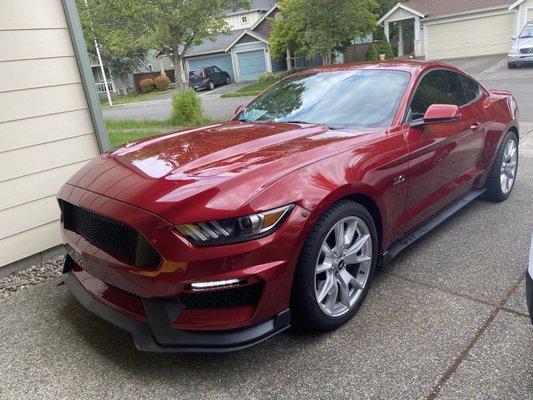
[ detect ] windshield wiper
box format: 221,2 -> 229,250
283,120 -> 339,130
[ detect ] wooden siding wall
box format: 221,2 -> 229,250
0,0 -> 100,267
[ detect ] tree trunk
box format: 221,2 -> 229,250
172,45 -> 186,90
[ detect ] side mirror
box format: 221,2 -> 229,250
234,104 -> 246,115
411,104 -> 461,128
512,35 -> 517,40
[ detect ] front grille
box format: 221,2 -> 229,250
179,283 -> 263,309
520,47 -> 533,54
61,201 -> 160,267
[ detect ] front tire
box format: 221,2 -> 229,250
485,130 -> 519,202
508,62 -> 517,69
208,81 -> 215,90
291,200 -> 378,331
225,76 -> 231,85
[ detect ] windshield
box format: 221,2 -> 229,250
236,70 -> 410,129
520,25 -> 533,38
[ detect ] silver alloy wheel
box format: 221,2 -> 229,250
500,139 -> 518,194
314,216 -> 372,317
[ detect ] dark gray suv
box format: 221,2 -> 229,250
188,66 -> 231,91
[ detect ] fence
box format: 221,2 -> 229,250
94,80 -> 115,94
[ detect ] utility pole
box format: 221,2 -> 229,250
83,0 -> 112,106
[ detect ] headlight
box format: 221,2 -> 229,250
176,204 -> 294,245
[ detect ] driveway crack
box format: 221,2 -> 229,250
424,274 -> 526,400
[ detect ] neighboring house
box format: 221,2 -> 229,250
158,0 -> 289,82
90,62 -> 118,96
379,0 -> 533,60
0,0 -> 106,272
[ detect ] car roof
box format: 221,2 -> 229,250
296,60 -> 464,77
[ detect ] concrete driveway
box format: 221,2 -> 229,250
0,160 -> 531,398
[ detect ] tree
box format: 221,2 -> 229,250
365,43 -> 379,61
80,0 -> 251,89
76,0 -> 149,95
378,36 -> 395,59
270,0 -> 378,65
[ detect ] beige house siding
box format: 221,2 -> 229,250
0,0 -> 101,268
425,12 -> 515,59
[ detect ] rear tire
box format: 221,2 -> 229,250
226,76 -> 231,85
291,200 -> 378,331
484,130 -> 519,202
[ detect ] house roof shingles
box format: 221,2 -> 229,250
225,0 -> 276,14
400,0 -> 513,18
186,29 -> 245,56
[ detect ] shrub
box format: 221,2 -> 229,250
169,89 -> 202,125
139,78 -> 155,93
154,75 -> 171,91
258,71 -> 290,83
378,37 -> 395,60
365,43 -> 379,61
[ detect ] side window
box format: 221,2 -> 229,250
459,75 -> 481,104
206,67 -> 214,76
213,67 -> 221,73
410,70 -> 467,120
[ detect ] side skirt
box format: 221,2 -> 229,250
380,189 -> 486,267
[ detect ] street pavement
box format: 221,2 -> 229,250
0,161 -> 531,399
103,82 -> 253,122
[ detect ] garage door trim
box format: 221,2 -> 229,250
424,9 -> 514,26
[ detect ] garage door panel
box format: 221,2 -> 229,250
187,54 -> 234,81
238,50 -> 266,81
427,13 -> 514,59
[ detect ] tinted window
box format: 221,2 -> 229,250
459,75 -> 481,104
237,70 -> 410,129
213,67 -> 221,73
189,70 -> 203,78
410,70 -> 466,120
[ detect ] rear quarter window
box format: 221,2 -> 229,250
459,75 -> 482,104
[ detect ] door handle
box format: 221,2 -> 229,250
470,122 -> 482,131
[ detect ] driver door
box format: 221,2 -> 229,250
401,69 -> 484,232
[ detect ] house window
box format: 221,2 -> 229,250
148,63 -> 153,71
241,16 -> 247,23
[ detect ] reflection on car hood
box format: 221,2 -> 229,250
66,120 -> 382,223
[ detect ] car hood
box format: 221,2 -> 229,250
517,37 -> 533,49
67,121 -> 382,224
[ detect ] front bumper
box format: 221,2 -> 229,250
508,53 -> 533,65
63,259 -> 291,352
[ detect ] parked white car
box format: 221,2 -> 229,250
508,21 -> 533,68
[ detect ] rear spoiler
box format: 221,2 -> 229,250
489,89 -> 513,96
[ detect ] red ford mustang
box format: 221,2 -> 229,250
58,61 -> 519,352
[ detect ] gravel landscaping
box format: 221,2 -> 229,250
0,255 -> 65,301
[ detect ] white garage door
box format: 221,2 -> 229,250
426,13 -> 515,59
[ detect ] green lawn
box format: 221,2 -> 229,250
220,80 -> 273,98
105,118 -> 216,148
100,91 -> 167,107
